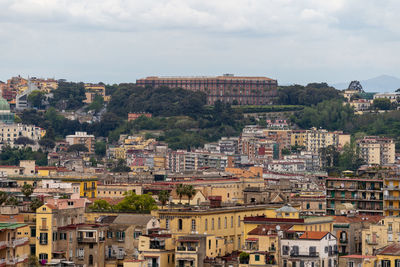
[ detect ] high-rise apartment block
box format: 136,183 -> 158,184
136,74 -> 278,105
357,136 -> 395,165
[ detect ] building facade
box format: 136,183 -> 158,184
136,74 -> 278,105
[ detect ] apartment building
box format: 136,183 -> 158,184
166,150 -> 231,172
291,194 -> 326,216
155,203 -> 297,256
362,217 -> 400,256
0,222 -> 30,266
357,136 -> 395,165
98,215 -> 160,266
83,83 -> 107,104
305,128 -> 350,153
35,199 -> 86,263
375,243 -> 400,267
332,215 -> 382,256
326,175 -> 384,216
291,130 -> 307,147
280,231 -> 338,267
138,228 -> 175,267
66,131 -> 95,153
136,74 -> 278,105
0,123 -> 45,146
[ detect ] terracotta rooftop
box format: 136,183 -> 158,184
248,224 -> 293,235
334,215 -> 383,224
299,231 -> 330,240
376,243 -> 400,256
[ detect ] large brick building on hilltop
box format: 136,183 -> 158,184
136,74 -> 278,105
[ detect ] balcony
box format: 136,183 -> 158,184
77,236 -> 97,243
39,239 -> 48,245
8,237 -> 29,248
384,206 -> 400,211
290,252 -> 319,258
366,240 -> 378,245
0,259 -> 5,267
39,226 -> 48,231
339,239 -> 348,244
6,254 -> 28,265
117,253 -> 125,260
384,196 -> 400,201
0,241 -> 7,250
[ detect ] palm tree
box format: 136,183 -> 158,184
158,190 -> 170,209
184,185 -> 196,205
0,192 -> 8,205
176,184 -> 185,204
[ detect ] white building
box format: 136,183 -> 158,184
0,123 -> 44,148
281,231 -> 338,267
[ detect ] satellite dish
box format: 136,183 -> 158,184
276,225 -> 281,231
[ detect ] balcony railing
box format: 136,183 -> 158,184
384,196 -> 400,201
177,246 -> 186,251
0,241 -> 7,249
366,240 -> 378,245
77,237 -> 97,243
8,237 -> 29,248
0,259 -> 5,266
6,254 -> 28,265
39,239 -> 48,245
290,252 -> 319,257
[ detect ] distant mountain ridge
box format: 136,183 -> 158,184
333,75 -> 400,93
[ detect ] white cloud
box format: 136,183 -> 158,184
0,0 -> 399,84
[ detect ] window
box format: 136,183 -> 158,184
328,259 -> 332,267
218,218 -> 221,229
39,233 -> 48,245
309,246 -> 316,256
306,203 -> 310,209
178,219 -> 183,230
30,227 -> 36,237
255,255 -> 260,261
134,231 -> 142,239
224,217 -> 227,229
205,219 -> 208,231
191,219 -> 196,231
166,219 -> 170,230
282,245 -> 289,255
39,253 -> 48,260
107,231 -> 113,238
231,216 -> 233,228
238,216 -> 241,227
209,240 -> 211,249
212,219 -> 215,230
292,246 -> 299,255
300,261 -> 305,267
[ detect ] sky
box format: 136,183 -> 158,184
1,0 -> 400,85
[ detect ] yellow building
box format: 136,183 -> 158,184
97,184 -> 143,199
305,127 -> 350,153
375,242 -> 400,267
384,175 -> 400,216
138,232 -> 175,267
291,130 -> 307,147
83,83 -> 107,104
339,255 -> 376,267
358,136 -> 395,165
0,222 -> 30,266
36,200 -> 86,262
362,217 -> 400,256
155,204 -> 297,254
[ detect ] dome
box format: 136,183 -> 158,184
0,97 -> 10,111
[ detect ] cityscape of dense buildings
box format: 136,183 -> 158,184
0,74 -> 400,267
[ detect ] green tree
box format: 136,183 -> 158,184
158,190 -> 170,209
5,196 -> 18,206
184,185 -> 196,205
89,199 -> 111,211
111,159 -> 131,172
28,90 -> 46,109
28,255 -> 40,267
14,137 -> 35,147
21,184 -> 34,198
87,94 -> 104,113
113,192 -> 157,212
95,141 -> 106,157
68,144 -> 88,156
239,252 -> 250,264
0,192 -> 8,205
38,139 -> 55,151
30,198 -> 43,212
176,184 -> 185,204
373,98 -> 392,110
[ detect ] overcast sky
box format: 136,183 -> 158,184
0,0 -> 399,85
